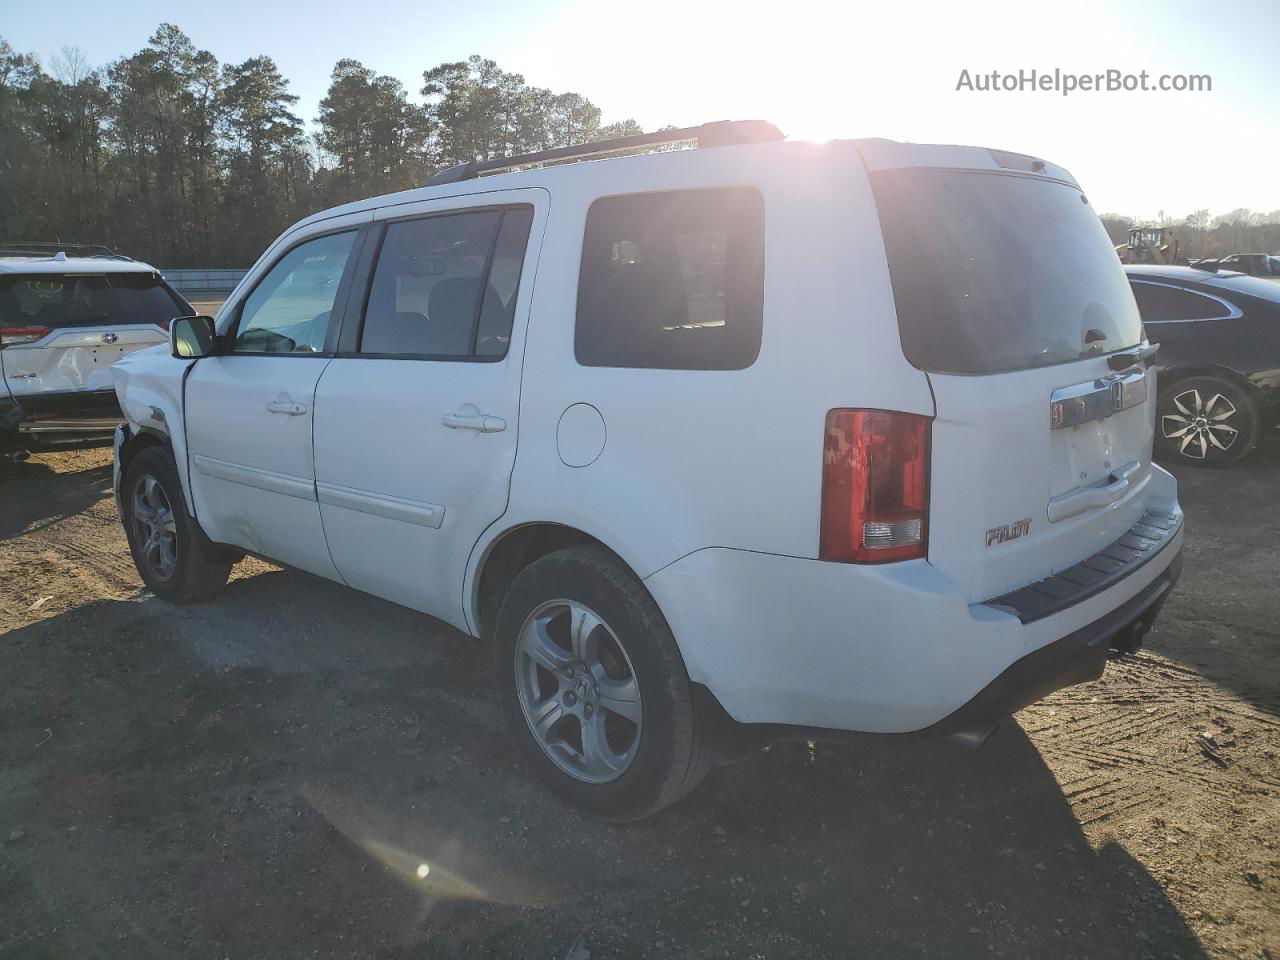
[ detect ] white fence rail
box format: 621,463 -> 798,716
161,268 -> 247,295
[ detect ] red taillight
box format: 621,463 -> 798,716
819,409 -> 930,564
0,325 -> 52,346
157,318 -> 172,331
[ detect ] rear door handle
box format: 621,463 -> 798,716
442,412 -> 506,433
266,399 -> 307,416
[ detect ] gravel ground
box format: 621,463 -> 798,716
0,439 -> 1277,959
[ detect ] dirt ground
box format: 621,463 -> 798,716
1,438 -> 1277,960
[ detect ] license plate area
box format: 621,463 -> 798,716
1049,368 -> 1150,500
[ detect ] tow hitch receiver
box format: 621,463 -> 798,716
1109,593 -> 1169,657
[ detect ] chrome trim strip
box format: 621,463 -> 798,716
1129,279 -> 1243,323
192,454 -> 315,501
18,417 -> 122,433
316,480 -> 445,529
1050,368 -> 1147,429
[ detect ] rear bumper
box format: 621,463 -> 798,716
1,389 -> 123,435
644,465 -> 1184,735
1,394 -> 22,432
910,546 -> 1181,745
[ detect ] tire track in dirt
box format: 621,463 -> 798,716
1024,651 -> 1280,828
25,507 -> 141,597
2,458 -> 140,625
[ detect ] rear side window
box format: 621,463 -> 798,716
576,187 -> 764,370
1130,282 -> 1230,322
0,274 -> 187,328
360,206 -> 532,359
477,207 -> 535,357
870,170 -> 1143,374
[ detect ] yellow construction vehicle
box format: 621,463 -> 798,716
1116,226 -> 1180,264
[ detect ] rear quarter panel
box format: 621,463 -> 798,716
466,140 -> 935,629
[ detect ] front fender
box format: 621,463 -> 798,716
111,347 -> 196,512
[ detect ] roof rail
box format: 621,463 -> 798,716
426,119 -> 784,186
0,241 -> 133,261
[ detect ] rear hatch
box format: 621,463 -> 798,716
861,144 -> 1156,603
0,272 -> 186,399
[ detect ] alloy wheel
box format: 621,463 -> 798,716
1161,388 -> 1239,460
513,599 -> 643,784
131,474 -> 178,580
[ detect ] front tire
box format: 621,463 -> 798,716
121,446 -> 233,603
494,545 -> 715,821
1155,375 -> 1260,467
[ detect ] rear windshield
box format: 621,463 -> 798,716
870,169 -> 1143,374
0,273 -> 188,328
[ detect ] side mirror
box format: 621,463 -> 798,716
170,315 -> 217,359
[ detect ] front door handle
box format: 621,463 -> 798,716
266,399 -> 307,416
442,412 -> 506,433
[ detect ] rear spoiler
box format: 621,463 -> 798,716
852,138 -> 1079,188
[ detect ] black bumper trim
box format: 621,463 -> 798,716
920,546 -> 1181,744
5,389 -> 122,420
1,394 -> 22,431
988,508 -> 1182,624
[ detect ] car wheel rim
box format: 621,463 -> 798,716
131,474 -> 178,580
1160,388 -> 1239,460
514,599 -> 642,784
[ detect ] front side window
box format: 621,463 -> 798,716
575,187 -> 764,370
1131,282 -> 1230,322
360,206 -> 532,359
233,231 -> 356,354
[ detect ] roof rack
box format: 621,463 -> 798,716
426,119 -> 784,186
0,241 -> 133,261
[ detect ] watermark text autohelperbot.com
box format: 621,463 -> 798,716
956,68 -> 1211,96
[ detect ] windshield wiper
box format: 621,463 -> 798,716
1107,342 -> 1159,371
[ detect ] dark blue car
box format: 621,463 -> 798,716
1127,265 -> 1280,466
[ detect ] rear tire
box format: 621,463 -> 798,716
1155,374 -> 1260,467
494,545 -> 716,821
121,446 -> 233,602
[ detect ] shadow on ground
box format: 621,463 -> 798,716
1,571 -> 1209,959
0,447 -> 113,540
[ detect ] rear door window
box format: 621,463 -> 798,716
575,187 -> 764,370
870,170 -> 1143,374
359,206 -> 531,359
1130,282 -> 1231,322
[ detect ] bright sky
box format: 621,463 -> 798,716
5,0 -> 1278,218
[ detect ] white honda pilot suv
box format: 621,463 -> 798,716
112,122 -> 1184,820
